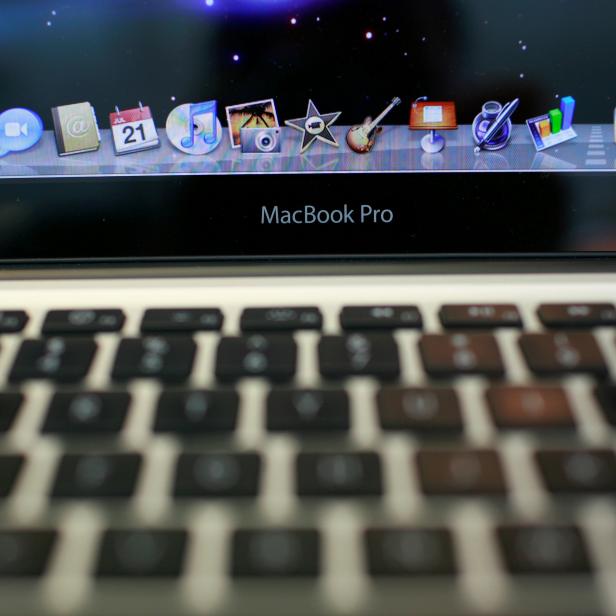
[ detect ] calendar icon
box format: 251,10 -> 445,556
109,103 -> 160,155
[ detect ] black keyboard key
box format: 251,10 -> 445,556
9,338 -> 97,383
319,334 -> 400,380
51,454 -> 142,499
536,449 -> 616,494
439,304 -> 522,329
96,530 -> 187,577
519,332 -> 608,377
419,333 -> 505,378
112,337 -> 196,383
538,303 -> 616,328
232,529 -> 320,577
267,389 -> 350,433
498,526 -> 591,574
42,309 -> 125,335
42,392 -> 130,436
0,455 -> 24,497
365,528 -> 456,576
174,453 -> 261,497
486,386 -> 575,430
0,310 -> 28,334
416,449 -> 507,495
141,308 -> 223,333
377,387 -> 463,434
340,305 -> 422,331
215,335 -> 297,383
296,452 -> 382,497
0,530 -> 57,577
154,390 -> 238,434
241,307 -> 322,332
0,393 -> 24,433
594,384 -> 616,426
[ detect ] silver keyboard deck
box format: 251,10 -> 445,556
0,271 -> 615,616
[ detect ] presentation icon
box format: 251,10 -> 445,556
527,96 -> 577,152
0,108 -> 44,158
166,101 -> 222,155
409,98 -> 458,154
109,103 -> 160,155
52,102 -> 101,156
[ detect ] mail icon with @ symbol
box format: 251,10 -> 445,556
52,102 -> 101,156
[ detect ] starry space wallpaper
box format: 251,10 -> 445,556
0,0 -> 615,127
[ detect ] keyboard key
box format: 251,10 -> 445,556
112,337 -> 196,383
416,449 -> 506,495
215,335 -> 297,383
9,338 -> 97,383
319,334 -> 400,380
340,305 -> 422,331
440,304 -> 522,329
231,529 -> 320,577
141,308 -> 223,333
240,307 -> 322,332
538,303 -> 616,328
486,386 -> 574,429
0,455 -> 24,497
174,453 -> 261,497
519,332 -> 608,377
497,526 -> 591,574
96,530 -> 187,577
51,454 -> 142,499
419,333 -> 505,378
377,387 -> 463,434
42,309 -> 125,335
536,449 -> 616,494
0,393 -> 24,433
365,528 -> 456,576
0,310 -> 28,334
593,384 -> 616,426
0,530 -> 57,577
296,452 -> 382,497
154,390 -> 238,434
42,392 -> 130,435
267,389 -> 350,433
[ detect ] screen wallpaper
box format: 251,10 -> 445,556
1,0 -> 615,179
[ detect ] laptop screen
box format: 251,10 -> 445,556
1,0 -> 615,261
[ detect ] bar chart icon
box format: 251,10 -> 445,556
526,96 -> 578,152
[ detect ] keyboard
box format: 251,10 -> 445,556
0,289 -> 615,616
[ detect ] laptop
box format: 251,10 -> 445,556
0,1 -> 615,614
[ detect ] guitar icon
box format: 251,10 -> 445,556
346,97 -> 402,154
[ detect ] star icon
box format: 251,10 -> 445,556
285,100 -> 341,153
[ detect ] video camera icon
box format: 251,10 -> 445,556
0,108 -> 44,157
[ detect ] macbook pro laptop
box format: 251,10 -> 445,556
0,1 -> 615,614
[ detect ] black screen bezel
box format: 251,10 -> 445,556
1,170 -> 616,264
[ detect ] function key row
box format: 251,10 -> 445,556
2,448 -> 615,500
2,303 -> 616,336
0,524 -> 594,578
2,384 -> 613,436
4,331 -> 614,383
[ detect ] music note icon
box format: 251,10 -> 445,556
166,100 -> 223,155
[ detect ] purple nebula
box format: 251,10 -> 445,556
182,0 -> 332,14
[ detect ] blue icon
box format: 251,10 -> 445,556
472,99 -> 519,153
0,108 -> 44,157
166,101 -> 222,155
